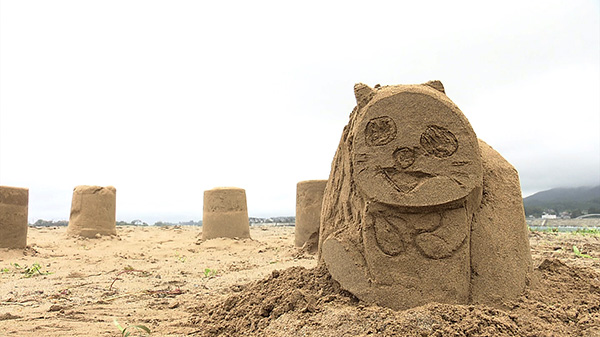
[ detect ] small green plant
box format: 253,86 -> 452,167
11,262 -> 53,278
573,246 -> 594,259
113,319 -> 151,336
203,268 -> 217,278
0,267 -> 10,273
175,252 -> 187,263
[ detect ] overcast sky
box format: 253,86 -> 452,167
1,1 -> 598,223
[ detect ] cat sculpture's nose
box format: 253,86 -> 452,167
393,147 -> 418,169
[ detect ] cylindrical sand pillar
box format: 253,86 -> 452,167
202,187 -> 250,240
67,185 -> 117,238
0,186 -> 29,248
295,180 -> 327,249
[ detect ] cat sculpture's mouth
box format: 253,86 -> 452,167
380,167 -> 435,194
366,166 -> 469,207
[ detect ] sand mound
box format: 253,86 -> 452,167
188,265 -> 354,335
188,257 -> 600,337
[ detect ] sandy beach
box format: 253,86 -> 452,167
0,225 -> 598,336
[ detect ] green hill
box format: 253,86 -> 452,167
523,186 -> 600,217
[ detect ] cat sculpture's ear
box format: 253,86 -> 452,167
354,83 -> 375,108
423,80 -> 445,94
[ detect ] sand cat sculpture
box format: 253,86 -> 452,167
319,81 -> 532,310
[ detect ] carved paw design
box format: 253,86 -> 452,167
415,232 -> 457,259
414,207 -> 468,259
373,216 -> 409,256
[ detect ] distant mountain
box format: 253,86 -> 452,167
523,186 -> 600,216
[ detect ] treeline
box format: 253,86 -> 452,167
30,217 -> 296,227
249,216 -> 295,224
152,220 -> 202,226
30,219 -> 69,227
524,206 -> 600,218
29,219 -> 201,227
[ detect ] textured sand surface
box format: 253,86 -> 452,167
0,226 -> 598,336
0,225 -> 314,336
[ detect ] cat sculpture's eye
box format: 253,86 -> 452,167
365,116 -> 397,146
420,125 -> 458,158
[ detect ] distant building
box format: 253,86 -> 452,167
559,211 -> 571,219
541,213 -> 557,219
